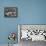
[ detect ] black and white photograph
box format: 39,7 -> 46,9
4,7 -> 17,17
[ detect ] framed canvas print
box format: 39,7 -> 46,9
18,24 -> 46,41
4,7 -> 18,17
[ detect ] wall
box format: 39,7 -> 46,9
0,0 -> 46,44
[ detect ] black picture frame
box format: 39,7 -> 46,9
4,7 -> 18,17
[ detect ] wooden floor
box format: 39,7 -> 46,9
0,40 -> 46,46
19,40 -> 46,46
